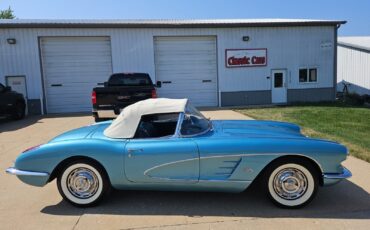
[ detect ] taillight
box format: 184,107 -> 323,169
22,145 -> 41,153
151,89 -> 157,98
92,91 -> 97,104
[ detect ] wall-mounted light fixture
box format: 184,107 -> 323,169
7,38 -> 16,45
242,36 -> 250,42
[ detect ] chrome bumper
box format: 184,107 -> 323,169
6,167 -> 49,177
323,167 -> 352,179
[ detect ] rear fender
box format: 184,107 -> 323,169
14,139 -> 127,187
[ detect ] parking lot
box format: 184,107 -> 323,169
1,110 -> 370,230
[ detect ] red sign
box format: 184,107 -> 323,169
226,49 -> 267,68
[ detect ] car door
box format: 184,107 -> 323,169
124,137 -> 199,183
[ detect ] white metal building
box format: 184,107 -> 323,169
0,19 -> 345,114
337,36 -> 370,95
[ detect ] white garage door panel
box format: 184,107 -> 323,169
41,37 -> 112,113
154,37 -> 218,107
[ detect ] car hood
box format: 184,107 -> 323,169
49,121 -> 112,143
212,120 -> 305,138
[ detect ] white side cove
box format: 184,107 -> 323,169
40,37 -> 113,113
154,36 -> 218,107
337,46 -> 370,95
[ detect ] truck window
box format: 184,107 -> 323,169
108,73 -> 153,86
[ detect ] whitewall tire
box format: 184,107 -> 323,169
266,161 -> 318,208
57,161 -> 110,207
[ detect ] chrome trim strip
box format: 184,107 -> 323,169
143,153 -> 325,179
5,167 -> 49,177
323,167 -> 352,179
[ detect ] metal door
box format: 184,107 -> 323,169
271,70 -> 287,104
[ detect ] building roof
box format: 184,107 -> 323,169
104,98 -> 188,139
338,36 -> 370,52
0,19 -> 346,29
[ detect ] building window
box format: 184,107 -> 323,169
299,68 -> 317,83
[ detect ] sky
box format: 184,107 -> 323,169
0,0 -> 369,36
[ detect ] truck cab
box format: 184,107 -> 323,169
92,73 -> 157,122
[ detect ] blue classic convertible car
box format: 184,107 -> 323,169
6,98 -> 351,208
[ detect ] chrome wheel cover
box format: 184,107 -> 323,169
66,167 -> 99,199
272,168 -> 308,200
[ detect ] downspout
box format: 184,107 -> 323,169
333,24 -> 341,100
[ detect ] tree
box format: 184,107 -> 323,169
0,7 -> 15,19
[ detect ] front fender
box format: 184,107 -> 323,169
14,139 -> 126,187
196,136 -> 348,183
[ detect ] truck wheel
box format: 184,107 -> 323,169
57,160 -> 110,207
12,102 -> 25,120
94,116 -> 104,122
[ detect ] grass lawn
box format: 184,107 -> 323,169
236,103 -> 370,163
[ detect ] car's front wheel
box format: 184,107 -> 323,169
57,160 -> 110,207
265,160 -> 318,208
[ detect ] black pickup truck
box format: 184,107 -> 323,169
92,73 -> 157,122
0,83 -> 26,120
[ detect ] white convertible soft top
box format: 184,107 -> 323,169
104,98 -> 188,138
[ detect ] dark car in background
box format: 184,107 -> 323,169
0,83 -> 26,120
92,73 -> 157,122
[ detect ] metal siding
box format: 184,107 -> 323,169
0,29 -> 42,99
287,88 -> 335,103
337,46 -> 370,95
218,26 -> 335,92
221,91 -> 271,106
0,26 -> 336,111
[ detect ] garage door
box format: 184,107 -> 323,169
40,37 -> 112,113
154,37 -> 218,107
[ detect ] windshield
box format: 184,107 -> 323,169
180,104 -> 211,136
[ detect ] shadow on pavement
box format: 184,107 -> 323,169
41,180 -> 370,219
0,113 -> 92,133
0,116 -> 43,133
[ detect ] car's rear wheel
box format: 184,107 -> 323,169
265,159 -> 318,208
57,160 -> 110,207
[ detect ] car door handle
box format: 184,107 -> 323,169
127,148 -> 143,153
202,80 -> 212,83
51,84 -> 63,87
127,148 -> 143,158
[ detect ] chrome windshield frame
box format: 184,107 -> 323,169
173,112 -> 185,138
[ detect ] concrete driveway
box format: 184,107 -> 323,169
0,110 -> 369,230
